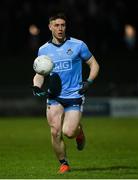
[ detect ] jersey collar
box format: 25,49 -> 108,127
48,36 -> 70,47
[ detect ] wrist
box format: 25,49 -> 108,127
87,78 -> 93,85
33,85 -> 41,88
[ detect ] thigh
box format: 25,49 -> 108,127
63,110 -> 82,132
46,103 -> 64,130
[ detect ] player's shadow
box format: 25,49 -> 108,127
73,165 -> 138,173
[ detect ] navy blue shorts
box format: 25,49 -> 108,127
47,97 -> 84,112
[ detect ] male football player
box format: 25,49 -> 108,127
32,13 -> 100,173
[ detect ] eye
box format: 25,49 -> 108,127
54,24 -> 59,27
61,24 -> 65,28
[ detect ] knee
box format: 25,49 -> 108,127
51,127 -> 61,138
62,128 -> 75,139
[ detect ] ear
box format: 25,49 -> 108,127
48,24 -> 52,31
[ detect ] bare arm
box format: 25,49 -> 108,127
86,55 -> 100,81
79,55 -> 99,95
33,73 -> 45,88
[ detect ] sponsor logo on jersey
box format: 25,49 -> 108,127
53,59 -> 72,72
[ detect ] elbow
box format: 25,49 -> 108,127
97,63 -> 100,74
96,61 -> 100,75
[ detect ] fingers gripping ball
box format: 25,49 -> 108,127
33,55 -> 54,76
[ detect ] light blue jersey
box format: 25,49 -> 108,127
38,37 -> 92,99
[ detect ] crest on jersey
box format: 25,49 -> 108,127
66,48 -> 73,55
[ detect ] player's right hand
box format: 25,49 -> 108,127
32,86 -> 46,97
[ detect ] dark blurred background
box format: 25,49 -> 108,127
0,0 -> 138,116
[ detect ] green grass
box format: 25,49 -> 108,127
0,117 -> 138,179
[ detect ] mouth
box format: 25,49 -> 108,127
58,32 -> 63,36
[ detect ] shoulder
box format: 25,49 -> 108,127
69,37 -> 84,45
39,42 -> 50,51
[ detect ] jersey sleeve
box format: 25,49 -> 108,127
38,48 -> 41,56
79,42 -> 92,61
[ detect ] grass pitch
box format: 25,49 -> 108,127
0,117 -> 138,179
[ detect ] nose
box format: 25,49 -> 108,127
58,26 -> 62,31
58,25 -> 63,31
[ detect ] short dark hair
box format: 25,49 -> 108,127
49,13 -> 67,23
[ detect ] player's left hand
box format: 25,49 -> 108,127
79,80 -> 93,95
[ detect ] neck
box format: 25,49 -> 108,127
52,37 -> 66,44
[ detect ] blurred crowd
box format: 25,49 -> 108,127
0,0 -> 137,55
